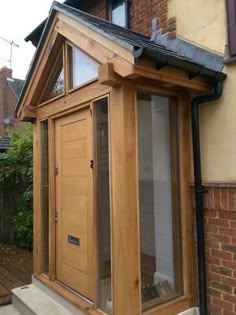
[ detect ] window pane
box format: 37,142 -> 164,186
48,69 -> 64,99
70,46 -> 99,89
137,92 -> 182,310
41,120 -> 49,274
95,98 -> 112,314
42,51 -> 64,102
111,0 -> 127,27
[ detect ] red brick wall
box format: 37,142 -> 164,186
130,0 -> 176,37
193,184 -> 236,315
0,67 -> 18,134
82,0 -> 176,38
80,0 -> 108,19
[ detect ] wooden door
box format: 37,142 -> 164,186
55,108 -> 94,300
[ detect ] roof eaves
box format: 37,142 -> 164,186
25,0 -> 83,46
134,46 -> 226,81
16,1 -> 226,116
151,31 -> 225,73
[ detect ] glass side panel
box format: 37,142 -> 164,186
70,46 -> 99,89
137,92 -> 182,310
48,69 -> 64,99
95,98 -> 112,314
111,0 -> 127,27
40,120 -> 49,274
41,50 -> 64,102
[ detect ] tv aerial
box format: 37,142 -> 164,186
0,36 -> 19,69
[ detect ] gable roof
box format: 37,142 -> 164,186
25,0 -> 82,46
15,1 -> 226,115
7,78 -> 24,99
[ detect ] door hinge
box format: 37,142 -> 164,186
55,211 -> 58,223
90,160 -> 94,169
55,165 -> 59,175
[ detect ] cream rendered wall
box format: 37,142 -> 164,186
199,65 -> 236,182
168,0 -> 236,182
168,0 -> 227,54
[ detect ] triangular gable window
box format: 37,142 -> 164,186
41,50 -> 64,103
69,45 -> 99,89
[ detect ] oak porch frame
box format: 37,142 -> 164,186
32,78 -> 196,315
18,11 -> 210,314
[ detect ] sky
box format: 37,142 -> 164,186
0,0 -> 63,80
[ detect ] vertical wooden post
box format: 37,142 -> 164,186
48,118 -> 56,280
33,120 -> 41,274
110,81 -> 141,315
178,94 -> 196,302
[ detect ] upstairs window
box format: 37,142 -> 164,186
226,0 -> 236,57
110,0 -> 129,27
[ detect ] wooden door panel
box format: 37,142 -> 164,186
61,119 -> 86,141
62,195 -> 87,215
62,158 -> 87,176
62,176 -> 88,195
55,108 -> 93,299
59,262 -> 89,296
62,139 -> 87,160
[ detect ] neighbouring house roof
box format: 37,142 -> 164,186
0,135 -> 11,151
15,1 -> 226,114
7,78 -> 24,99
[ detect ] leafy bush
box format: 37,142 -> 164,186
0,124 -> 33,250
15,190 -> 33,250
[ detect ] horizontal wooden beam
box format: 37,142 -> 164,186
19,105 -> 37,121
120,64 -> 211,92
98,63 -> 122,87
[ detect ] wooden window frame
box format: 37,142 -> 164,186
226,0 -> 236,57
136,93 -> 183,311
109,83 -> 195,315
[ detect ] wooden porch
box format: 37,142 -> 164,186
0,244 -> 32,305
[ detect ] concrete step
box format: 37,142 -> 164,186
0,305 -> 20,315
177,307 -> 200,315
12,284 -> 78,315
32,277 -> 85,315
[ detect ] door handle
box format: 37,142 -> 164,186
55,211 -> 58,223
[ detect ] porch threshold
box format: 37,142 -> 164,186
12,284 -> 78,315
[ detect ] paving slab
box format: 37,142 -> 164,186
12,284 -> 75,315
0,305 -> 20,315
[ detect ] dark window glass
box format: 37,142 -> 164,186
41,51 -> 64,102
95,98 -> 112,314
41,120 -> 49,274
